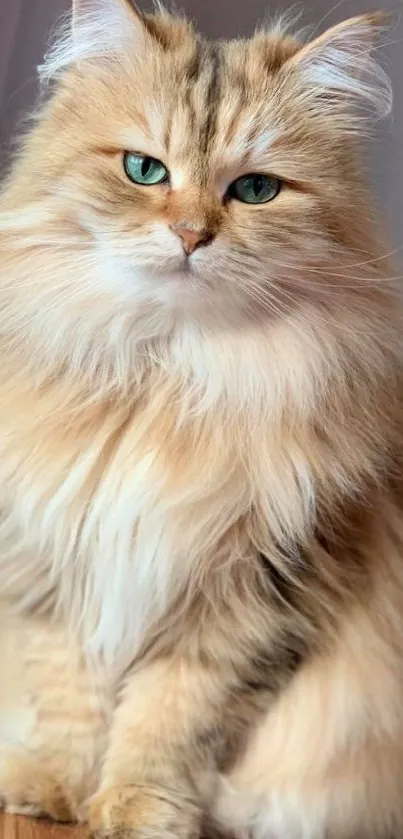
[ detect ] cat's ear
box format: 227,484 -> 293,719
39,0 -> 149,80
289,13 -> 392,122
72,0 -> 145,46
38,0 -> 149,83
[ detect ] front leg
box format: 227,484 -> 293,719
89,657 -> 226,839
89,551 -> 318,839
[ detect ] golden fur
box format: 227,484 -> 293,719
0,1 -> 402,837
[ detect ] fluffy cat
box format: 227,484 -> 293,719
0,1 -> 401,837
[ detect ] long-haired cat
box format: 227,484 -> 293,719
0,1 -> 402,837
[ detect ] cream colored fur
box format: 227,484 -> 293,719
0,3 -> 401,838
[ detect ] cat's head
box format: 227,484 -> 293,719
11,0 -> 393,332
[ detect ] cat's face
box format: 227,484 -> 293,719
31,0 -> 391,327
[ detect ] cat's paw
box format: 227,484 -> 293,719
89,784 -> 201,839
0,780 -> 73,821
0,753 -> 73,822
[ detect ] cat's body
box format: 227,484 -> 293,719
0,1 -> 402,837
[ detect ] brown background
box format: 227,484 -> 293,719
0,0 -> 401,238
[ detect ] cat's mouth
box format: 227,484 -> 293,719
147,250 -> 212,290
158,258 -> 212,293
178,259 -> 194,277
169,254 -> 199,280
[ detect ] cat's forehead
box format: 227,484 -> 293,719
116,30 -> 300,177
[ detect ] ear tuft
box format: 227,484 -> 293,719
289,13 -> 393,125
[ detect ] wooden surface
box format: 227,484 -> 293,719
0,815 -> 88,839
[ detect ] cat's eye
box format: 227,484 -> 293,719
123,153 -> 169,186
228,174 -> 281,204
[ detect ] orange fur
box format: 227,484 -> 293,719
0,2 -> 401,838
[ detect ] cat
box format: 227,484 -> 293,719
0,0 -> 401,837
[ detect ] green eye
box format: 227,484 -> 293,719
123,153 -> 169,186
228,174 -> 281,204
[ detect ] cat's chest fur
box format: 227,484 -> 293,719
0,352 -> 317,670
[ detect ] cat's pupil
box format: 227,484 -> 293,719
253,176 -> 265,197
141,158 -> 152,178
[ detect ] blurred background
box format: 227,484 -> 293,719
0,0 -> 401,244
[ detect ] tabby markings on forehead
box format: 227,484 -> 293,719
199,43 -> 222,155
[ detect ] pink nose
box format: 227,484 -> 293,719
171,225 -> 213,255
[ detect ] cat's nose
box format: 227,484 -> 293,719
171,224 -> 213,255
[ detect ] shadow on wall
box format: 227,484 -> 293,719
0,0 -> 401,249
